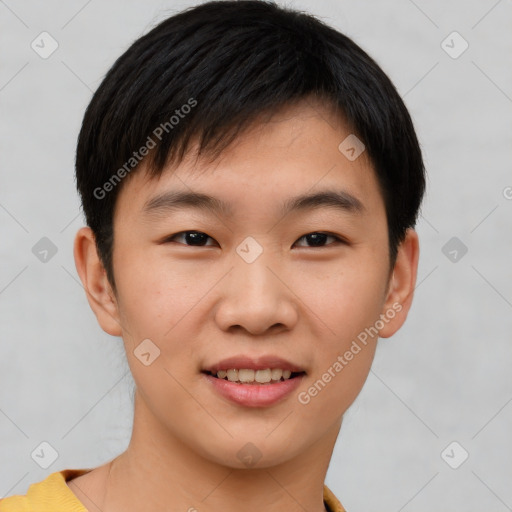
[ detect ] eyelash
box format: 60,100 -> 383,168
163,231 -> 347,248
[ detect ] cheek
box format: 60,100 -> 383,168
113,250 -> 214,389
114,249 -> 200,336
290,258 -> 386,413
114,255 -> 201,411
297,343 -> 376,427
293,256 -> 388,344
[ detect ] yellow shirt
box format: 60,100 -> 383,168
0,469 -> 346,511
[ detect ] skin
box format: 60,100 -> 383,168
70,99 -> 419,512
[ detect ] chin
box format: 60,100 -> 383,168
191,434 -> 305,470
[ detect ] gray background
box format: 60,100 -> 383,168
1,0 -> 511,511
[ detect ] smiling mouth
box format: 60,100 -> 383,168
203,369 -> 306,385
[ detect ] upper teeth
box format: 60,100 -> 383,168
216,368 -> 293,383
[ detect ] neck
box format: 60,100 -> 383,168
102,391 -> 341,512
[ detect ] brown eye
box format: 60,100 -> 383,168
166,231 -> 216,247
294,232 -> 345,248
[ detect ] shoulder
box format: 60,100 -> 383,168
0,469 -> 91,512
323,483 -> 347,512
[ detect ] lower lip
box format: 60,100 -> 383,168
203,373 -> 305,408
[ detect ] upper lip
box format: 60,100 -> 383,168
203,355 -> 306,374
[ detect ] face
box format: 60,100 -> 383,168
77,99 -> 418,469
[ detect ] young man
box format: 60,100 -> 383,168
0,1 -> 424,510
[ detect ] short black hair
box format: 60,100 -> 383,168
75,0 -> 425,292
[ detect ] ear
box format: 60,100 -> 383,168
73,226 -> 123,337
378,228 -> 420,338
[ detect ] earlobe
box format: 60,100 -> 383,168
378,228 -> 420,338
73,226 -> 123,337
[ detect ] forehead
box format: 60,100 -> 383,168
113,100 -> 382,224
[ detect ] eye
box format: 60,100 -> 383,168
164,231 -> 217,247
294,232 -> 346,248
163,231 -> 346,248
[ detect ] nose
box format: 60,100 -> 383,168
214,254 -> 298,336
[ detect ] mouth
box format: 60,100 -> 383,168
201,356 -> 307,407
202,368 -> 306,384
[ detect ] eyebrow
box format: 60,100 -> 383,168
142,189 -> 365,219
